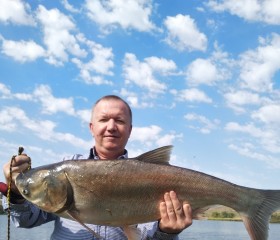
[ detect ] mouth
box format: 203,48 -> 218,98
105,135 -> 118,138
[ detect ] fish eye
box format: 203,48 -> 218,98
22,189 -> 29,195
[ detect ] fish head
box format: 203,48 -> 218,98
15,166 -> 72,213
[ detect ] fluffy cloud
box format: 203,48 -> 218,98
186,59 -> 221,86
119,88 -> 153,109
0,0 -> 35,25
123,53 -> 177,93
36,5 -> 86,66
72,34 -> 114,85
164,14 -> 207,52
130,125 -> 182,147
239,34 -> 280,92
207,0 -> 280,25
1,37 -> 45,62
0,82 -> 34,100
252,104 -> 280,124
0,83 -> 76,116
0,106 -> 89,149
85,0 -> 155,33
184,113 -> 220,134
171,88 -> 212,103
61,0 -> 80,13
224,90 -> 262,113
225,122 -> 280,153
228,143 -> 280,168
33,85 -> 75,115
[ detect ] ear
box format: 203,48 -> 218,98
128,124 -> 132,138
89,122 -> 94,136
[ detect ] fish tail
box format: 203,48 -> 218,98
239,189 -> 280,240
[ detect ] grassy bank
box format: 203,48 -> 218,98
205,206 -> 280,223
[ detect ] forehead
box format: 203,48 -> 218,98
93,99 -> 129,117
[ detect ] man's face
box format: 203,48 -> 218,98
89,99 -> 132,158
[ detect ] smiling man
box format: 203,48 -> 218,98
2,95 -> 192,239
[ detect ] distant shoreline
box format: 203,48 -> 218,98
205,206 -> 280,223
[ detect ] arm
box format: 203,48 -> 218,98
2,196 -> 57,228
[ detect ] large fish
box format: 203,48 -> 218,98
15,146 -> 280,240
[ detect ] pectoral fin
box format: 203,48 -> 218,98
67,210 -> 103,239
123,225 -> 141,240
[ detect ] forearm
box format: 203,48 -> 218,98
2,196 -> 57,228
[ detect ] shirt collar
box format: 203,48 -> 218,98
88,147 -> 128,160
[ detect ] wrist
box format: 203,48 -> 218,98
158,221 -> 182,235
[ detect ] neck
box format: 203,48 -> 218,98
94,147 -> 124,160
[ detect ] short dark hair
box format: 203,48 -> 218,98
92,95 -> 132,123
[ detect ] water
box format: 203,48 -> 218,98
1,216 -> 280,240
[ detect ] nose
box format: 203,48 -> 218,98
107,119 -> 117,131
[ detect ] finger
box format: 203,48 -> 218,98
164,192 -> 177,221
3,162 -> 30,183
159,201 -> 168,221
169,191 -> 184,217
12,162 -> 30,173
12,155 -> 30,166
183,203 -> 193,226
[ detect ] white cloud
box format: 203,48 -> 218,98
207,0 -> 280,25
33,84 -> 75,115
130,125 -> 182,147
123,53 -> 177,93
184,113 -> 220,134
76,109 -> 91,124
225,122 -> 280,153
144,56 -> 177,76
224,90 -> 262,113
172,88 -> 213,103
0,82 -> 34,100
72,34 -> 114,85
164,14 -> 207,52
119,88 -> 152,109
1,38 -> 45,62
61,0 -> 80,13
36,5 -> 86,66
0,106 -> 89,149
0,82 -> 11,97
239,33 -> 280,92
228,143 -> 280,168
0,0 -> 35,25
186,43 -> 233,86
186,59 -> 219,86
252,104 -> 280,124
85,0 -> 156,33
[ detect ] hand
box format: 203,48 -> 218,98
3,154 -> 31,195
159,191 -> 192,234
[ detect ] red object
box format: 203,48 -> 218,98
0,182 -> 8,196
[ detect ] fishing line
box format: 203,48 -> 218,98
7,147 -> 31,240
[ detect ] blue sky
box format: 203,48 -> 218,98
0,0 -> 280,189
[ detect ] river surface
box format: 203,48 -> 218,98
1,215 -> 280,239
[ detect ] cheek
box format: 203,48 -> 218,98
92,124 -> 105,137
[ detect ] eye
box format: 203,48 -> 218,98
22,189 -> 29,195
116,119 -> 125,124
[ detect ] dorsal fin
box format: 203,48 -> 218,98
135,146 -> 173,165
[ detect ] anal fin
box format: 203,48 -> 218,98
67,210 -> 103,239
123,225 -> 141,240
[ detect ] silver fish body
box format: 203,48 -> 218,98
15,146 -> 280,240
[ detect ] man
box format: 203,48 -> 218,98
2,95 -> 192,239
